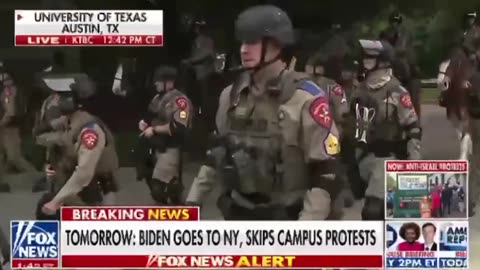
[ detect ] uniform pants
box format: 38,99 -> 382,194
470,119 -> 480,213
152,148 -> 180,183
0,127 -> 36,174
358,153 -> 392,204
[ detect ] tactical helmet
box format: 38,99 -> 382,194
235,5 -> 295,46
331,23 -> 342,30
313,53 -> 328,67
465,11 -> 477,20
194,19 -> 207,26
389,11 -> 403,24
41,73 -> 96,113
358,39 -> 395,63
153,65 -> 177,82
70,74 -> 96,99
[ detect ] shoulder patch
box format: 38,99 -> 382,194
80,129 -> 99,150
300,80 -> 325,96
176,97 -> 188,110
324,133 -> 340,156
332,85 -> 344,97
400,94 -> 413,109
309,97 -> 332,128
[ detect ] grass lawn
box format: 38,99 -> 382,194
420,88 -> 439,104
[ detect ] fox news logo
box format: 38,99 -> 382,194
11,221 -> 59,259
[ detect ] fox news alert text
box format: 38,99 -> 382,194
14,10 -> 163,46
55,207 -> 384,268
385,220 -> 468,269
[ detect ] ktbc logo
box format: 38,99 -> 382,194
27,232 -> 56,245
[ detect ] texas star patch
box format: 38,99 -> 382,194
400,95 -> 413,109
309,97 -> 332,128
176,97 -> 188,110
81,130 -> 99,150
324,133 -> 340,155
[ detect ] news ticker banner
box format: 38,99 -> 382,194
14,10 -> 163,46
385,160 -> 469,219
386,220 -> 468,269
11,207 -> 385,269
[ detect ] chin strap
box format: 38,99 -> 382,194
230,38 -> 283,74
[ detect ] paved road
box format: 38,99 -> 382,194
1,104 -> 478,269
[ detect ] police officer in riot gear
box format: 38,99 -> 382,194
349,40 -> 421,220
463,12 -> 477,37
186,5 -> 341,220
380,11 -> 421,117
305,54 -> 354,210
38,74 -> 120,216
181,18 -> 215,115
462,12 -> 480,60
138,66 -> 192,205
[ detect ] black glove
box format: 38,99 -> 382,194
35,193 -> 60,220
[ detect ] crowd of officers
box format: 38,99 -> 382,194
3,5 -> 480,268
0,5 -> 479,247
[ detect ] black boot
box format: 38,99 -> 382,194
0,182 -> 10,193
32,176 -> 48,193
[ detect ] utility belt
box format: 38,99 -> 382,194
148,134 -> 184,153
78,172 -> 117,204
217,190 -> 300,220
358,140 -> 406,158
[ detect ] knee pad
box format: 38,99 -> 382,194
149,180 -> 168,204
361,196 -> 385,220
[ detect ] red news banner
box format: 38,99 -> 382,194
15,35 -> 163,46
14,10 -> 164,47
60,207 -> 385,269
